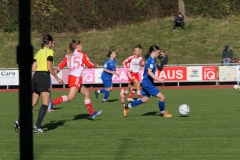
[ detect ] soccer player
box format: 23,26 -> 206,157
122,45 -> 172,118
50,39 -> 102,119
120,45 -> 145,103
95,50 -> 119,102
13,34 -> 63,133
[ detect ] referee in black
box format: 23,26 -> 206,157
13,34 -> 63,133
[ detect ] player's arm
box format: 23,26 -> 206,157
140,59 -> 145,67
32,60 -> 37,72
123,58 -> 130,69
146,62 -> 163,83
82,54 -> 95,68
47,56 -> 63,83
55,57 -> 67,74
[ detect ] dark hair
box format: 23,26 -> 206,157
225,45 -> 229,51
145,45 -> 160,59
41,34 -> 53,48
107,50 -> 115,57
135,44 -> 142,49
68,39 -> 81,54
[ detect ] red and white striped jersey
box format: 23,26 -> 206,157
123,55 -> 144,73
58,50 -> 94,77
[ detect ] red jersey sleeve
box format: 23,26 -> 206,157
82,52 -> 95,68
123,56 -> 132,68
58,57 -> 67,70
140,58 -> 144,66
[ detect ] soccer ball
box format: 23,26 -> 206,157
233,84 -> 239,90
178,104 -> 190,116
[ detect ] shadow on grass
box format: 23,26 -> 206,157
107,99 -> 119,102
73,114 -> 92,121
115,138 -> 132,160
51,107 -> 63,111
179,115 -> 189,117
142,111 -> 158,116
42,120 -> 66,131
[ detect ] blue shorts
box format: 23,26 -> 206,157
141,81 -> 160,97
101,77 -> 112,88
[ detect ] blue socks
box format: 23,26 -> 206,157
130,99 -> 143,107
104,90 -> 110,100
158,101 -> 165,112
99,89 -> 110,101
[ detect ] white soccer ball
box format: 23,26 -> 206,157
233,85 -> 239,90
179,104 -> 190,116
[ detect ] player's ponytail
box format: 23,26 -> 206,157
67,39 -> 81,55
41,34 -> 53,49
144,45 -> 160,59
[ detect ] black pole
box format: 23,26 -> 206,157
17,0 -> 33,160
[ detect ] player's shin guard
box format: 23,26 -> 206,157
130,99 -> 143,107
128,91 -> 135,98
104,90 -> 110,100
158,101 -> 165,113
99,89 -> 106,93
84,99 -> 94,115
36,105 -> 48,128
52,95 -> 67,105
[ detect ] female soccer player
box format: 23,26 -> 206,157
95,50 -> 119,102
123,45 -> 172,118
51,39 -> 102,119
13,34 -> 63,133
120,44 -> 144,103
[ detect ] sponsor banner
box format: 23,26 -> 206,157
202,66 -> 217,81
187,66 -> 202,81
237,66 -> 240,82
156,67 -> 187,81
0,66 -> 219,85
219,66 -> 237,82
0,70 -> 19,85
94,68 -> 143,84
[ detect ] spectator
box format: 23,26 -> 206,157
172,12 -> 185,31
157,51 -> 168,71
222,45 -> 233,66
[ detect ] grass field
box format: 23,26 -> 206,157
1,88 -> 240,160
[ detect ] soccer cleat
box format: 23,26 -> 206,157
102,100 -> 108,103
95,90 -> 99,99
160,111 -> 172,118
127,98 -> 134,102
13,121 -> 20,132
123,104 -> 129,117
91,110 -> 102,119
33,126 -> 45,133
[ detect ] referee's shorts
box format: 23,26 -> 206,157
32,71 -> 51,93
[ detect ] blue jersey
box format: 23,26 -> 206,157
142,56 -> 157,84
101,58 -> 117,79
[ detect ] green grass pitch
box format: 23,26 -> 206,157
1,88 -> 240,160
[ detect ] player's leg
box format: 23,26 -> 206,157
51,75 -> 78,106
96,78 -> 112,102
156,91 -> 172,118
95,78 -> 109,99
34,91 -> 50,133
122,86 -> 150,117
133,78 -> 141,98
79,85 -> 101,119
